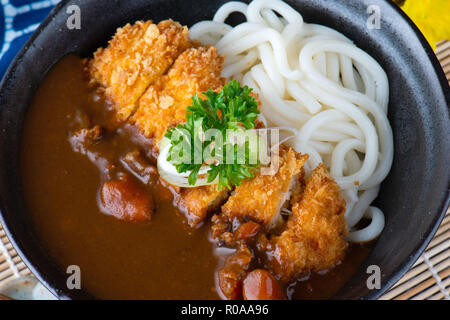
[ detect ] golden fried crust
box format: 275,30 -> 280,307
131,46 -> 225,146
268,163 -> 348,282
178,184 -> 230,228
222,146 -> 308,229
88,20 -> 191,120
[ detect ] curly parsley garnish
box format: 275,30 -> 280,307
164,80 -> 261,190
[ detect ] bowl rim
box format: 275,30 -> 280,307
344,0 -> 450,300
0,0 -> 449,300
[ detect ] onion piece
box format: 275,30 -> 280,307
157,127 -> 292,188
157,138 -> 218,188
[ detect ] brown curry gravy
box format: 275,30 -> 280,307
20,54 -> 371,299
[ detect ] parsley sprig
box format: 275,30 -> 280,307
164,80 -> 260,190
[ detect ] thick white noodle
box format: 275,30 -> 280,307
346,207 -> 385,243
190,0 -> 394,243
213,1 -> 249,23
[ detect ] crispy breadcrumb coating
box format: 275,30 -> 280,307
177,184 -> 230,228
222,146 -> 308,229
131,46 -> 225,147
267,163 -> 348,282
88,20 -> 191,120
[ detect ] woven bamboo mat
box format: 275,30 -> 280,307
378,41 -> 450,300
0,41 -> 449,300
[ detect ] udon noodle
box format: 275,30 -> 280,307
190,0 -> 394,243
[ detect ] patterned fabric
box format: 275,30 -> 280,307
0,0 -> 60,78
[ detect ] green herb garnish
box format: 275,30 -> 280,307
164,80 -> 261,190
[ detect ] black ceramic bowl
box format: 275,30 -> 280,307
0,0 -> 449,300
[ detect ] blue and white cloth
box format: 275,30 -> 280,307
0,0 -> 60,78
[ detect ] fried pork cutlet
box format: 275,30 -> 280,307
88,20 -> 191,120
222,146 -> 308,230
131,46 -> 225,227
131,46 -> 226,147
267,163 -> 348,282
177,184 -> 230,228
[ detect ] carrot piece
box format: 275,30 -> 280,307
243,269 -> 286,300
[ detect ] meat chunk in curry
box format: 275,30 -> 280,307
217,244 -> 253,300
101,175 -> 154,222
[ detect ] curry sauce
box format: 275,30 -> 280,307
20,55 -> 371,300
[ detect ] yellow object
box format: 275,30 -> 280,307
400,0 -> 450,51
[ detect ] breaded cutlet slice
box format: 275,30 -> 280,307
177,184 -> 230,228
130,46 -> 225,147
222,145 -> 308,230
267,163 -> 348,282
88,19 -> 191,120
